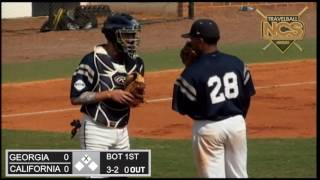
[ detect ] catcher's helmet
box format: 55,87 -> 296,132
102,13 -> 141,59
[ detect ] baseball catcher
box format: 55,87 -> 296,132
125,72 -> 145,107
180,41 -> 199,66
69,13 -> 145,155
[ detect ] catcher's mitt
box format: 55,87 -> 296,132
125,72 -> 145,107
180,42 -> 199,66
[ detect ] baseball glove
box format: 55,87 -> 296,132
125,72 -> 145,107
180,42 -> 199,66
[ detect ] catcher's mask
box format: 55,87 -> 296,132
102,13 -> 141,59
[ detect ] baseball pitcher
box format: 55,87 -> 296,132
70,13 -> 145,151
172,19 -> 256,178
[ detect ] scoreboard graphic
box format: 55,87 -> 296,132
6,149 -> 151,177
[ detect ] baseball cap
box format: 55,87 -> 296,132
182,19 -> 220,39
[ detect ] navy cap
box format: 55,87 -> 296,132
182,19 -> 220,39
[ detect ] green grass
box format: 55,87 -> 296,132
1,129 -> 316,178
247,138 -> 316,178
2,38 -> 316,83
219,38 -> 316,63
2,57 -> 81,83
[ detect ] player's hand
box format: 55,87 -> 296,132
109,89 -> 135,105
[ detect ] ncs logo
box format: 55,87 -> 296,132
256,6 -> 308,53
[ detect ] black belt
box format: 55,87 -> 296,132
84,113 -> 127,128
95,120 -> 126,129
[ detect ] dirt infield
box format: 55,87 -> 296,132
2,59 -> 316,139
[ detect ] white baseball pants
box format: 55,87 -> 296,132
79,114 -> 130,150
192,115 -> 248,178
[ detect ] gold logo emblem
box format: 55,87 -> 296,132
256,6 -> 308,53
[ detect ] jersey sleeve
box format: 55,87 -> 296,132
172,70 -> 198,115
242,64 -> 256,97
241,63 -> 256,118
70,53 -> 96,98
135,56 -> 145,76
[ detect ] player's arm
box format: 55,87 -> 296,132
242,97 -> 251,118
242,64 -> 256,118
172,75 -> 198,115
71,90 -> 135,105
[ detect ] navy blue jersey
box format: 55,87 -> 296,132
70,45 -> 144,127
172,51 -> 255,121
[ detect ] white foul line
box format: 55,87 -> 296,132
255,81 -> 316,89
145,97 -> 172,103
2,81 -> 316,118
2,107 -> 79,118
